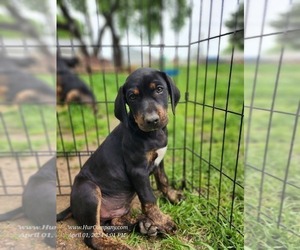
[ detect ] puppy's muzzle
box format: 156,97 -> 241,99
135,111 -> 168,132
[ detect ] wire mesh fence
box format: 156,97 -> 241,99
0,0 -> 244,248
0,41 -> 56,197
245,0 -> 300,248
2,0 -> 298,249
0,1 -> 56,248
56,0 -> 244,246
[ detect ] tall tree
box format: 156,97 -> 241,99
0,0 -> 53,56
225,4 -> 244,51
270,3 -> 300,50
94,0 -> 123,70
58,0 -> 190,70
57,0 -> 90,57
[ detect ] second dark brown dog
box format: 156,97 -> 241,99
0,55 -> 55,104
57,56 -> 97,113
57,68 -> 181,249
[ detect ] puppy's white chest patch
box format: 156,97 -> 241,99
154,146 -> 167,166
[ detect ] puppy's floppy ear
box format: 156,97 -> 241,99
114,86 -> 128,127
160,72 -> 181,115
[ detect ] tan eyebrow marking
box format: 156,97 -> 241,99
133,88 -> 139,95
149,82 -> 156,90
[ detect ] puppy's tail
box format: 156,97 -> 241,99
57,207 -> 72,221
0,207 -> 23,222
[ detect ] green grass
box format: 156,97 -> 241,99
244,63 -> 300,249
0,104 -> 56,152
124,191 -> 243,250
57,63 -> 244,249
0,73 -> 56,152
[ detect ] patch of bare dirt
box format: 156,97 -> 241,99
0,219 -> 53,250
0,155 -> 54,249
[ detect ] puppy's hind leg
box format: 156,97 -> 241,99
71,178 -> 131,250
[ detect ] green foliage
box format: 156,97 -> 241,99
270,3 -> 300,50
21,0 -> 50,13
116,0 -> 162,39
0,14 -> 21,38
0,12 -> 45,38
65,0 -> 190,41
0,0 -> 51,16
57,15 -> 70,38
225,3 -> 244,50
115,0 -> 191,40
56,14 -> 85,38
67,0 -> 88,14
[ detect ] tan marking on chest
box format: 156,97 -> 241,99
146,150 -> 158,164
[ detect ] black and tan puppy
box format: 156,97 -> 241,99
0,55 -> 55,104
57,68 -> 181,249
57,56 -> 97,113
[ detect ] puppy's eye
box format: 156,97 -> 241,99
156,86 -> 163,93
128,93 -> 137,100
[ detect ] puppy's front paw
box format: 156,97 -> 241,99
138,216 -> 176,237
140,203 -> 177,236
139,218 -> 158,237
155,214 -> 177,235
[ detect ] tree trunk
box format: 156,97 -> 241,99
111,32 -> 122,70
5,3 -> 52,57
94,0 -> 123,70
93,23 -> 108,57
58,1 -> 90,58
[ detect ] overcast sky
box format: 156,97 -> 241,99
83,0 -> 293,59
0,0 -> 294,59
84,0 -> 239,59
245,0 -> 294,57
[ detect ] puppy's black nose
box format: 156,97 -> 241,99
145,113 -> 159,125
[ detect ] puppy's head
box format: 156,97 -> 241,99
114,68 -> 180,132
